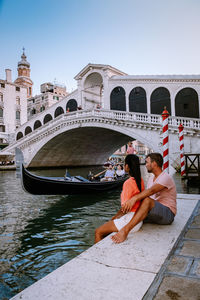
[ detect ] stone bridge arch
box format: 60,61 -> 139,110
24,122 -> 160,168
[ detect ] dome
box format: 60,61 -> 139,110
18,48 -> 30,68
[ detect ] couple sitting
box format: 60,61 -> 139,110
95,153 -> 176,244
101,164 -> 125,182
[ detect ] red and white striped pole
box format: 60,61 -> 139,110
162,107 -> 169,173
178,123 -> 185,176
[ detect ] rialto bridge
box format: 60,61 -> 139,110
2,64 -> 200,168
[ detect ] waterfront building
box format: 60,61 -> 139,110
27,82 -> 68,120
2,64 -> 200,168
0,69 -> 27,149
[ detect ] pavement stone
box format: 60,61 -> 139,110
179,240 -> 200,258
191,215 -> 200,227
194,260 -> 200,277
166,256 -> 192,275
143,200 -> 200,300
154,276 -> 200,300
185,228 -> 200,239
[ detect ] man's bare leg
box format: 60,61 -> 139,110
95,220 -> 118,243
111,197 -> 155,243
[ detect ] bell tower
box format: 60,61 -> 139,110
15,48 -> 33,98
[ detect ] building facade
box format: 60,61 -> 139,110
0,69 -> 27,148
27,82 -> 68,120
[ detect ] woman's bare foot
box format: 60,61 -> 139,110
111,228 -> 128,243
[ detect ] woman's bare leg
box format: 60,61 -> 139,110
111,197 -> 155,243
95,220 -> 118,243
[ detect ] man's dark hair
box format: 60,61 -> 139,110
146,153 -> 163,168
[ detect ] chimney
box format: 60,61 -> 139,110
5,69 -> 12,83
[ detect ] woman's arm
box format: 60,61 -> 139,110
111,209 -> 125,220
121,183 -> 167,213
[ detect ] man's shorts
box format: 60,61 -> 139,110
144,200 -> 175,225
113,212 -> 143,232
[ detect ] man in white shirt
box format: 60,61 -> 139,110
101,164 -> 115,181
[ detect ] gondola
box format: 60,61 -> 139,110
21,164 -> 128,195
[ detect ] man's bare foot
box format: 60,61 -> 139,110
111,228 -> 128,243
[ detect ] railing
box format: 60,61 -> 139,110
184,154 -> 200,180
15,109 -> 200,138
2,108 -> 199,154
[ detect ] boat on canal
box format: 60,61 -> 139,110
21,164 -> 128,195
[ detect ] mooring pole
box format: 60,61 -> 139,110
178,123 -> 185,176
162,107 -> 169,173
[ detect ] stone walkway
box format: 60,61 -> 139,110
11,196 -> 199,300
144,199 -> 200,300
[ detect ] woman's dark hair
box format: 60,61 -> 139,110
125,154 -> 142,191
117,164 -> 123,170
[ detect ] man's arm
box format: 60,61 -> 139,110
121,183 -> 167,213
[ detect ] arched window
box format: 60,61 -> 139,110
43,114 -> 53,124
110,86 -> 126,111
54,106 -> 64,118
31,108 -> 36,115
0,108 -> 3,118
150,87 -> 171,115
16,111 -> 20,120
34,120 -> 42,130
175,88 -> 199,118
129,87 -> 147,113
16,132 -> 23,140
66,99 -> 78,112
16,96 -> 20,105
25,126 -> 32,136
0,125 -> 5,132
40,106 -> 45,112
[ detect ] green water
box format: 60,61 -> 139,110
0,167 -> 199,299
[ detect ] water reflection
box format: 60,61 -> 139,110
0,167 -> 199,299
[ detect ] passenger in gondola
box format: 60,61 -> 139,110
100,163 -> 115,182
115,164 -> 125,177
95,154 -> 144,243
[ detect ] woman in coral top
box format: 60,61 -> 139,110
95,154 -> 144,243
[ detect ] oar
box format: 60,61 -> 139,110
93,169 -> 107,178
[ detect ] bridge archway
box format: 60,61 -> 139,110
151,87 -> 171,115
25,119 -> 160,168
129,87 -> 147,113
34,120 -> 42,130
43,114 -> 53,124
175,88 -> 199,118
84,72 -> 103,108
16,132 -> 23,140
54,107 -> 64,118
66,99 -> 78,112
25,126 -> 32,136
110,86 -> 126,111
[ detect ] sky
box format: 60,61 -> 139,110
0,0 -> 200,95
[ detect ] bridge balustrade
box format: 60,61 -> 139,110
13,109 -> 200,145
169,116 -> 200,129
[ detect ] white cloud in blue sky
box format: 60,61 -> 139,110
0,0 -> 200,94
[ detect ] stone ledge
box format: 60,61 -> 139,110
11,197 -> 199,300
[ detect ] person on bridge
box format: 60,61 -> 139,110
111,152 -> 177,244
126,141 -> 136,154
95,154 -> 144,243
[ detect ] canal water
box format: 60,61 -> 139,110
0,166 -> 199,299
